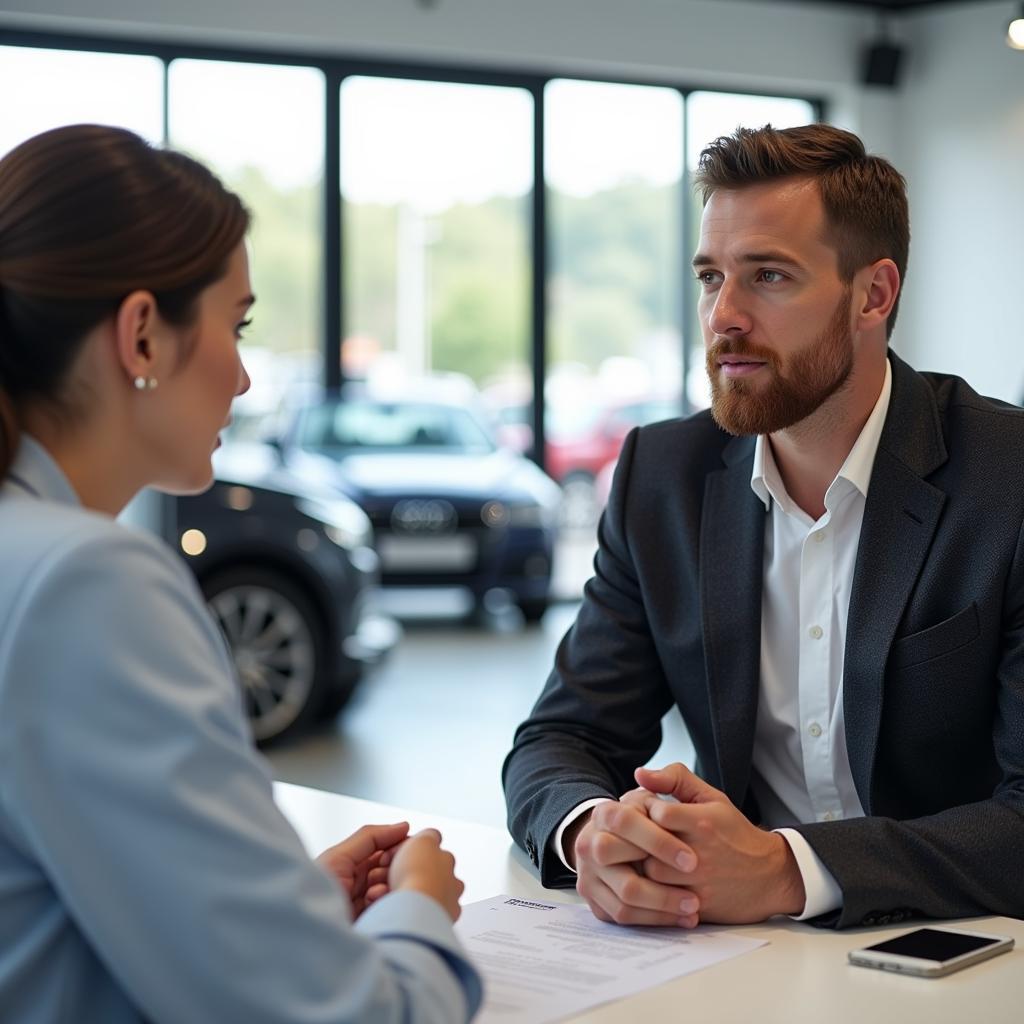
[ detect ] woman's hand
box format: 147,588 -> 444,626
316,822 -> 410,918
388,828 -> 466,921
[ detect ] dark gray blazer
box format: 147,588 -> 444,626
503,352 -> 1024,929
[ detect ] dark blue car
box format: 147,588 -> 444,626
282,387 -> 561,623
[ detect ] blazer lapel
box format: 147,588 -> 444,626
700,434 -> 765,803
844,353 -> 948,810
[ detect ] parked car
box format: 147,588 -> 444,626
168,442 -> 398,744
281,387 -> 562,623
546,397 -> 681,484
493,396 -> 682,527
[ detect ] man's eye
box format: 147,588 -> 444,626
759,270 -> 784,284
695,271 -> 717,285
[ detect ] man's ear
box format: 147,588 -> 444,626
114,291 -> 161,384
854,259 -> 900,334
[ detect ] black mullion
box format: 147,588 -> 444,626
680,88 -> 693,418
158,54 -> 176,542
530,83 -> 547,472
324,71 -> 342,392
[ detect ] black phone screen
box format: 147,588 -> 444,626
865,929 -> 1000,962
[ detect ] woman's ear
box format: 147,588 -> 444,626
114,291 -> 161,386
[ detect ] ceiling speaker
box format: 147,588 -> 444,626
861,41 -> 904,88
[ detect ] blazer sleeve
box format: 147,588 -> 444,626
0,526 -> 482,1024
502,428 -> 677,886
793,515 -> 1024,930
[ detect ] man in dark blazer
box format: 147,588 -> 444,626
503,124 -> 1024,930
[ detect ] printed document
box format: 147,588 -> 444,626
456,895 -> 767,1023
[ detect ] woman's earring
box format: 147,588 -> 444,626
133,376 -> 159,391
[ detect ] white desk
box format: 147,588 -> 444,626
274,781 -> 1024,1023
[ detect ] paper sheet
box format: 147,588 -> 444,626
455,895 -> 768,1023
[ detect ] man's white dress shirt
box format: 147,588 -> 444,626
554,362 -> 892,920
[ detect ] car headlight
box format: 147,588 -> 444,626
297,497 -> 373,551
508,503 -> 553,529
481,500 -> 555,530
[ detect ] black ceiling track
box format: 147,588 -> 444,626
744,0 -> 987,11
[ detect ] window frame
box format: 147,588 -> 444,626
0,26 -> 824,465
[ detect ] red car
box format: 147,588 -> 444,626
493,396 -> 681,526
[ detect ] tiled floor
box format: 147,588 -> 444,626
265,601 -> 696,830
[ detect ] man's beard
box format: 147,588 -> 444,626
705,290 -> 854,437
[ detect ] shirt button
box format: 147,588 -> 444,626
808,722 -> 823,738
809,625 -> 824,639
814,531 -> 827,543
821,810 -> 838,822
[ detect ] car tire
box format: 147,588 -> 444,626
518,596 -> 550,625
316,670 -> 360,721
201,566 -> 329,745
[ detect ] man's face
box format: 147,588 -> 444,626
694,178 -> 855,437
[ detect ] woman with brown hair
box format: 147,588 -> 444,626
0,124 -> 481,1023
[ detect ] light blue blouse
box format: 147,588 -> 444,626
0,437 -> 482,1023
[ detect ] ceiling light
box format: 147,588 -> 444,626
1008,5 -> 1024,49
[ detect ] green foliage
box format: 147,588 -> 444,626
346,203 -> 398,349
549,183 -> 680,370
222,164 -> 681,384
228,166 -> 321,356
429,197 -> 529,382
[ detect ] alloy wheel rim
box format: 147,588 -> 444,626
208,584 -> 316,741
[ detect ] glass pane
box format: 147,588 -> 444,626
545,79 -> 684,596
341,76 -> 532,394
685,92 -> 817,411
169,59 -> 325,439
0,45 -> 163,158
340,77 -> 549,623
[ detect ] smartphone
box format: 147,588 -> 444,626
848,927 -> 1014,978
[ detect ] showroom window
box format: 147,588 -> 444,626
340,75 -> 533,405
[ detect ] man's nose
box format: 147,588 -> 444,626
236,361 -> 252,397
707,280 -> 753,337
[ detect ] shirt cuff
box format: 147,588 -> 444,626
774,828 -> 843,920
356,890 -> 483,1017
552,798 -> 614,871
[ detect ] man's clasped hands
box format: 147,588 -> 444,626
567,763 -> 808,927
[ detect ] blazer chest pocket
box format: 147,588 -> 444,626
890,602 -> 980,670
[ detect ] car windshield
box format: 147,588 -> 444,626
296,400 -> 497,454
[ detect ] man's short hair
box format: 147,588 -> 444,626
694,124 -> 909,338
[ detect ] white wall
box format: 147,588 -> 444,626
892,1 -> 1024,402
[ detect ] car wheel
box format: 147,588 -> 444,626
518,597 -> 550,625
201,567 -> 328,745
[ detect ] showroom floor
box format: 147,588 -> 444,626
265,600 -> 696,830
